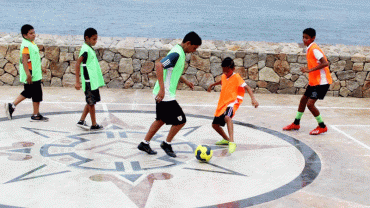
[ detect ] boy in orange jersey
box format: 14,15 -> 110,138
283,28 -> 332,135
207,57 -> 259,153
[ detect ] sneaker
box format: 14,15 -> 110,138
283,123 -> 300,131
229,142 -> 237,153
31,114 -> 49,122
90,124 -> 104,130
77,120 -> 90,130
215,139 -> 230,145
5,103 -> 15,120
138,142 -> 157,155
160,141 -> 176,158
309,126 -> 328,135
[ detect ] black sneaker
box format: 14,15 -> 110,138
5,103 -> 15,120
138,142 -> 157,155
90,124 -> 104,130
160,141 -> 176,157
31,114 -> 49,122
77,120 -> 90,130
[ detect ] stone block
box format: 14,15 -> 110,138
336,71 -> 356,80
50,61 -> 68,78
352,63 -> 364,71
248,65 -> 258,80
244,53 -> 258,68
0,73 -> 14,85
133,49 -> 149,59
50,77 -> 62,87
99,60 -> 110,75
141,61 -> 154,74
294,76 -> 308,88
235,67 -> 247,79
339,87 -> 351,97
273,60 -> 290,76
62,74 -> 76,87
45,46 -> 60,62
190,54 -> 210,72
210,62 -> 222,77
4,63 -> 17,76
119,58 -> 133,74
351,54 -> 366,63
5,50 -> 19,64
259,67 -> 279,83
330,60 -> 346,72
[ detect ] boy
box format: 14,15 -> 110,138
5,24 -> 48,121
283,28 -> 332,135
207,57 -> 259,153
138,31 -> 202,158
75,28 -> 104,130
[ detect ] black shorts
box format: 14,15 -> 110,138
212,107 -> 234,127
304,84 -> 330,100
156,100 -> 186,125
21,80 -> 43,102
84,82 -> 101,105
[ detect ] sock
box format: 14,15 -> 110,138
315,115 -> 326,128
142,140 -> 149,144
11,103 -> 16,109
294,112 -> 304,125
164,141 -> 171,145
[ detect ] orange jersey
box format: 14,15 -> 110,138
307,43 -> 332,86
215,73 -> 245,117
22,41 -> 36,70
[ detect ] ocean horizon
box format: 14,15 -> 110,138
1,0 -> 369,46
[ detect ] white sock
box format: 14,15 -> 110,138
11,103 -> 16,109
143,140 -> 149,144
164,141 -> 171,145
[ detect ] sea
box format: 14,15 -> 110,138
0,0 -> 369,46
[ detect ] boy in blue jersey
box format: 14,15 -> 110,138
138,31 -> 202,158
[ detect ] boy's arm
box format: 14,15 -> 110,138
244,84 -> 259,108
155,61 -> 165,102
22,53 -> 32,84
75,56 -> 83,90
207,80 -> 221,92
180,76 -> 194,90
301,57 -> 329,73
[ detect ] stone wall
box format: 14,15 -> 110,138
1,32 -> 370,97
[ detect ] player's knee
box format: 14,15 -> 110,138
212,123 -> 219,129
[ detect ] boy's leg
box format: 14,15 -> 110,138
224,116 -> 234,142
225,116 -> 237,153
88,104 -> 97,126
144,120 -> 165,142
13,95 -> 27,106
138,119 -> 165,155
283,95 -> 308,130
212,123 -> 229,141
166,123 -> 185,143
307,98 -> 328,135
80,104 -> 90,121
32,102 -> 40,115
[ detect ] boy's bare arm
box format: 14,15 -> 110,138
155,61 -> 165,102
207,80 -> 221,92
244,85 -> 259,108
301,57 -> 329,73
22,53 -> 32,84
75,56 -> 83,90
180,76 -> 194,90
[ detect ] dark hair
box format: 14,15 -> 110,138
183,31 -> 202,45
84,28 -> 98,40
303,28 -> 316,38
21,24 -> 34,37
221,57 -> 235,68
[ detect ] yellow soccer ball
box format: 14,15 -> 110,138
195,145 -> 213,162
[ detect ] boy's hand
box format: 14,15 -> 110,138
186,81 -> 194,90
301,67 -> 310,73
251,99 -> 259,108
156,89 -> 165,102
207,85 -> 213,92
75,82 -> 81,90
26,74 -> 32,84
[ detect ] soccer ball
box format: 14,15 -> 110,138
195,145 -> 213,162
